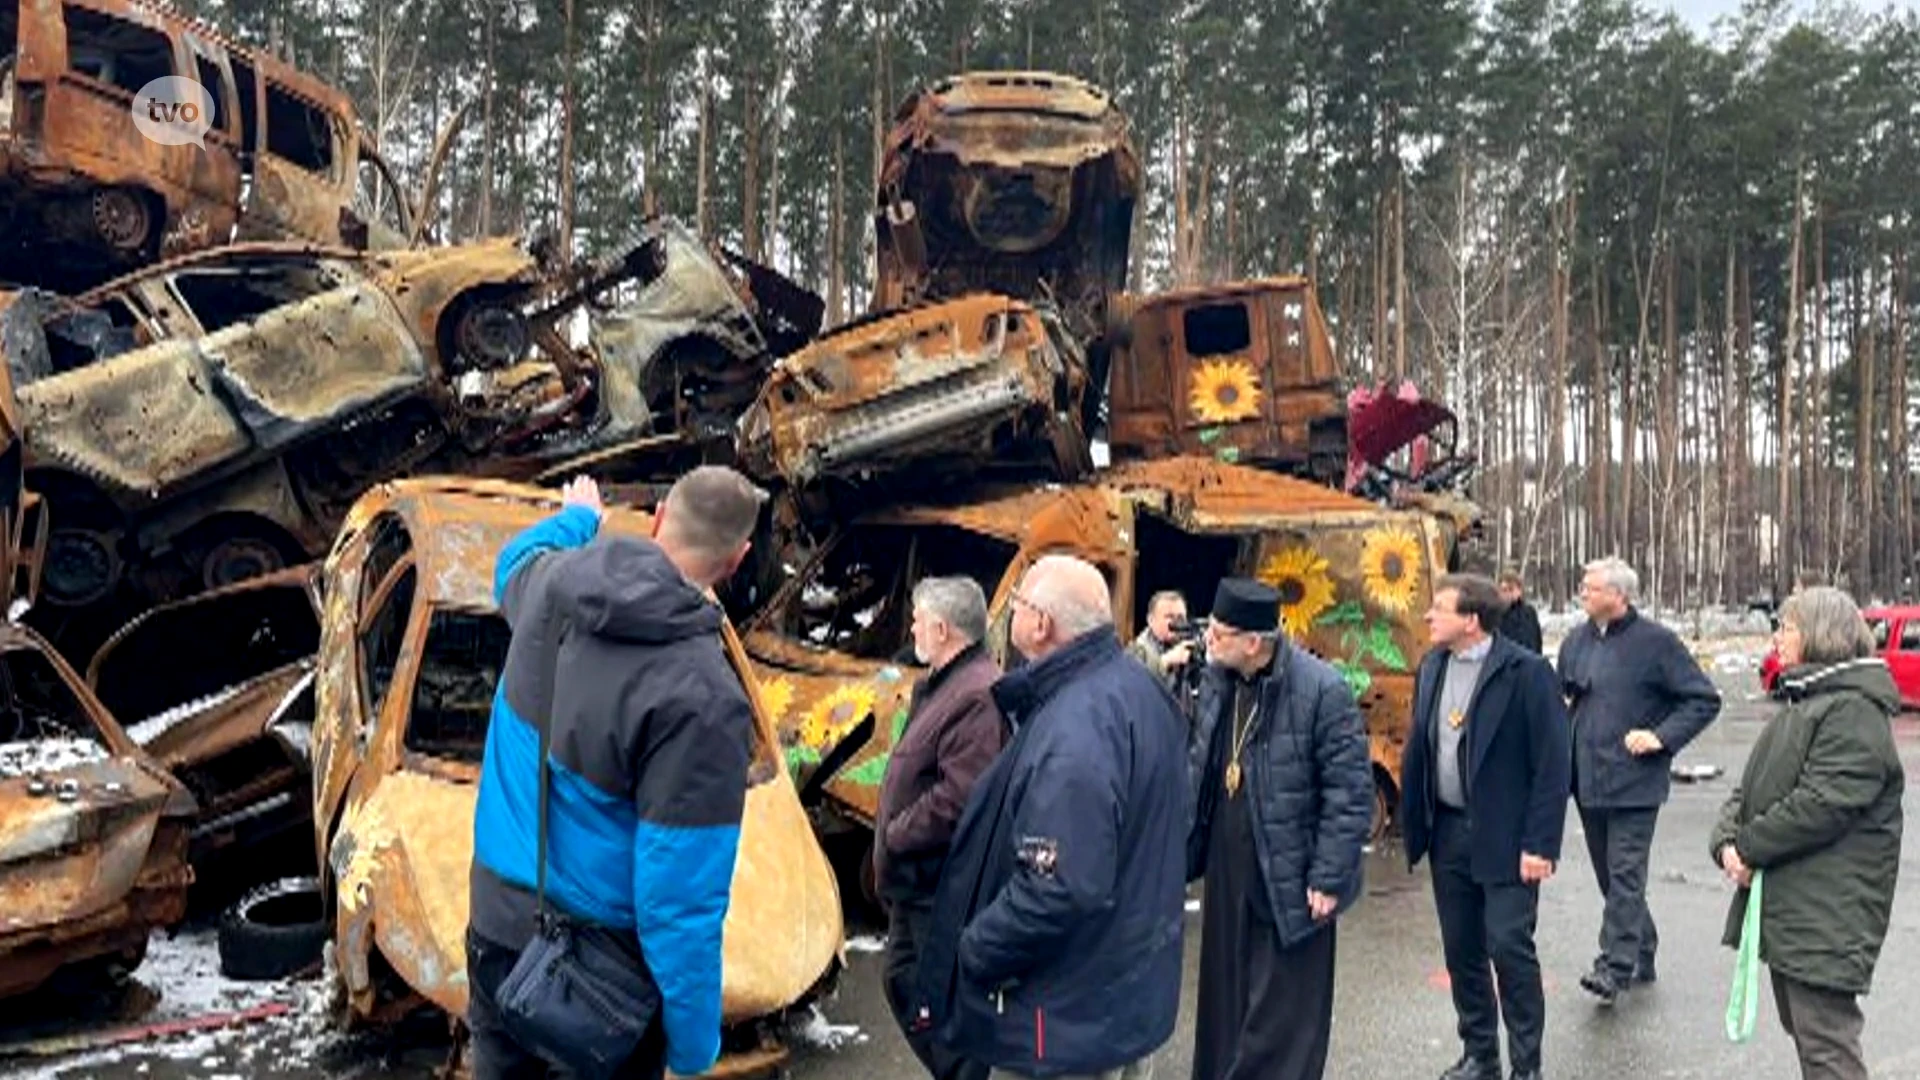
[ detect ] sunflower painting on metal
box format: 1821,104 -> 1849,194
1256,544 -> 1338,639
1188,359 -> 1264,425
799,684 -> 877,751
757,676 -> 796,723
1359,525 -> 1424,615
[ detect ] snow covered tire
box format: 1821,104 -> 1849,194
218,876 -> 328,982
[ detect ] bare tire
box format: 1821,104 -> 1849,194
92,189 -> 154,254
218,876 -> 328,982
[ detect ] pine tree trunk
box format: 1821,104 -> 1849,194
480,0 -> 496,234
744,80 -> 763,260
1591,261 -> 1611,560
1779,168 -> 1805,594
1548,190 -> 1574,605
1394,171 -> 1408,381
830,128 -> 846,325
558,0 -> 576,259
1855,250 -> 1877,595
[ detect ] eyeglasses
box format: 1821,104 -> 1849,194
1008,589 -> 1051,621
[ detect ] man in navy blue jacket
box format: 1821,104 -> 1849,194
1402,573 -> 1571,1080
464,468 -> 768,1080
918,554 -> 1189,1080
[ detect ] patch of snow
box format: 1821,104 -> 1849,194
0,737 -> 108,779
124,682 -> 251,747
139,927 -> 297,1022
789,1004 -> 867,1051
844,934 -> 887,954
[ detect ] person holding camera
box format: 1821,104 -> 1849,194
1557,557 -> 1721,1006
1129,590 -> 1198,691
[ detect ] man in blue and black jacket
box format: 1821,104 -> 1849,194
464,467 -> 768,1080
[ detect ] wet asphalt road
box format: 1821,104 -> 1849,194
8,665 -> 1920,1080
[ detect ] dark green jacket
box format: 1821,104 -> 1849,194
1709,658 -> 1905,995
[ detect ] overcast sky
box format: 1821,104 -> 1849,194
1661,0 -> 1916,31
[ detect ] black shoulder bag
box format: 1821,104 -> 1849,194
494,694 -> 663,1079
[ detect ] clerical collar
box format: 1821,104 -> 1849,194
1451,637 -> 1492,662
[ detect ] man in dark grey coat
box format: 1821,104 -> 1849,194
1556,556 -> 1721,1005
1188,578 -> 1374,1080
875,576 -> 1006,1080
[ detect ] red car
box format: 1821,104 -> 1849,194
1760,604 -> 1920,710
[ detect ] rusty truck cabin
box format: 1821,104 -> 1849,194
0,0 -> 367,289
1107,277 -> 1349,485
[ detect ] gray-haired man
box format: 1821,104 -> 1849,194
1128,590 -> 1197,690
875,576 -> 1007,1080
1557,557 -> 1721,1005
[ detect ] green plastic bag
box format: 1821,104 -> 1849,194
1726,869 -> 1765,1043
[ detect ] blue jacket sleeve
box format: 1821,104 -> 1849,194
493,505 -> 600,622
958,741 -> 1122,989
629,665 -> 754,1077
1521,658 -> 1573,861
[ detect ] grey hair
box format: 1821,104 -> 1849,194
1025,554 -> 1114,637
1780,586 -> 1876,665
911,576 -> 988,644
1584,556 -> 1640,603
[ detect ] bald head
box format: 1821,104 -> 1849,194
653,464 -> 768,585
1011,554 -> 1113,660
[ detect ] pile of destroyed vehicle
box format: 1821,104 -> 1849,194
0,10 -> 1480,1072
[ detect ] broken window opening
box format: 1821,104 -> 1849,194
358,563 -> 416,728
1900,620 -> 1920,653
1183,302 -> 1252,358
39,298 -> 145,377
192,52 -> 229,135
91,582 -> 318,737
0,645 -> 109,778
404,608 -> 509,763
264,81 -> 335,175
169,259 -> 337,334
231,56 -> 259,154
1129,512 -> 1245,637
62,7 -> 174,97
781,524 -> 1015,661
1869,618 -> 1890,651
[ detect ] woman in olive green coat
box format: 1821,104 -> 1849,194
1710,586 -> 1904,1080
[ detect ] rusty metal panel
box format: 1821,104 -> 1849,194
201,280 -> 428,437
16,336 -> 252,495
0,759 -> 172,935
1107,279 -> 1347,481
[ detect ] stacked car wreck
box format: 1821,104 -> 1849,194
0,13 -> 1485,1072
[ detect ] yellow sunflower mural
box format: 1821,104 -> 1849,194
1256,545 -> 1338,638
798,684 -> 877,750
757,677 -> 795,723
1189,359 -> 1264,424
1359,525 -> 1423,615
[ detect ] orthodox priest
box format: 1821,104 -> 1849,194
1187,578 -> 1375,1080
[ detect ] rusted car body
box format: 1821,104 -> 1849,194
1107,278 -> 1349,484
0,0 -> 392,291
737,293 -> 1092,506
83,566 -> 319,904
0,617 -> 197,999
312,478 -> 842,1070
0,218 -> 815,643
746,457 -> 1460,856
874,71 -> 1140,359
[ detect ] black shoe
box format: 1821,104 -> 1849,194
1439,1055 -> 1503,1080
1511,1070 -> 1542,1080
1579,966 -> 1621,1005
1632,957 -> 1657,984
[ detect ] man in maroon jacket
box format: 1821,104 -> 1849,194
875,575 -> 1008,1080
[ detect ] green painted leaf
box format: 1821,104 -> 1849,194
1216,446 -> 1242,463
844,752 -> 890,787
1317,601 -> 1368,626
1332,660 -> 1372,699
1368,625 -> 1409,671
1196,426 -> 1225,445
890,708 -> 910,745
785,744 -> 821,772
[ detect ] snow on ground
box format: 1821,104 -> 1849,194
843,934 -> 887,954
788,1004 -> 867,1052
6,930 -> 335,1080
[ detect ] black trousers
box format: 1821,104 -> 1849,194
464,929 -> 667,1080
884,896 -> 991,1080
1773,970 -> 1870,1080
1430,808 -> 1545,1073
1577,804 -> 1660,979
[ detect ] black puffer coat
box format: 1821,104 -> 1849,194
1187,640 -> 1374,947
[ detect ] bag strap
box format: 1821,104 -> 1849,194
535,692 -> 552,922
1725,869 -> 1764,1043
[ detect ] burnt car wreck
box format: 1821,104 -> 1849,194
0,216 -> 818,656
0,0 -> 411,292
